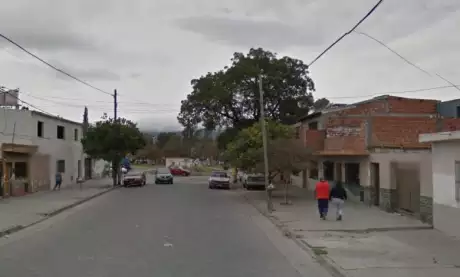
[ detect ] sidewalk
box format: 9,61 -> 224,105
239,186 -> 460,277
0,178 -> 115,237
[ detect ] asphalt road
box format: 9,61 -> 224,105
0,174 -> 331,277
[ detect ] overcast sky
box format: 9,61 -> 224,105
1,0 -> 459,131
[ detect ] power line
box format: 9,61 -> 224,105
353,30 -> 460,92
308,0 -> 385,67
325,84 -> 459,100
0,33 -> 113,96
0,87 -> 56,116
17,92 -> 178,114
353,30 -> 431,76
20,92 -> 178,106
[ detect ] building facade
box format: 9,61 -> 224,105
298,95 -> 460,224
419,130 -> 460,238
0,108 -> 84,196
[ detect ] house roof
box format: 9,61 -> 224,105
31,110 -> 82,126
297,103 -> 348,123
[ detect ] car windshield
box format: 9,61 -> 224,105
157,168 -> 170,174
211,172 -> 228,178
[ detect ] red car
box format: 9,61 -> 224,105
169,167 -> 191,176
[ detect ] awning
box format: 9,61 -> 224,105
1,143 -> 38,154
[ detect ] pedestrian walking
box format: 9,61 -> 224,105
315,178 -> 330,220
330,181 -> 347,221
53,171 -> 62,190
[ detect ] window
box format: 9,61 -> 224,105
74,128 -> 78,141
57,160 -> 65,173
456,106 -> 460,118
308,121 -> 318,130
14,162 -> 28,178
295,126 -> 300,139
57,125 -> 65,139
37,121 -> 44,137
455,161 -> 460,202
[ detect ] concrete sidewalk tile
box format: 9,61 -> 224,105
239,188 -> 460,277
0,178 -> 115,238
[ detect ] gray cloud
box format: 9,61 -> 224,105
174,16 -> 326,50
0,2 -> 98,52
53,66 -> 120,82
0,30 -> 96,52
1,0 -> 459,129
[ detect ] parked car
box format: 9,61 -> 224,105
208,171 -> 230,189
170,166 -> 191,176
123,171 -> 146,187
155,167 -> 174,184
243,173 -> 265,190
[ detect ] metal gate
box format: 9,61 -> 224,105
395,163 -> 420,213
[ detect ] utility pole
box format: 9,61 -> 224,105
113,89 -> 120,186
113,89 -> 118,121
258,74 -> 273,212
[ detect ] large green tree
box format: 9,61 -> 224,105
222,120 -> 294,172
155,132 -> 177,149
177,48 -> 318,149
81,114 -> 146,185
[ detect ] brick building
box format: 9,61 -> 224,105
297,95 -> 460,223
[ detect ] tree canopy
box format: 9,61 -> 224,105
223,120 -> 312,180
223,120 -> 293,171
81,115 -> 146,162
177,48 -> 318,149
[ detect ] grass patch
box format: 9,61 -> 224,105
311,247 -> 328,255
192,166 -> 221,172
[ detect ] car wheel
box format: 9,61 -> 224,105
170,180 -> 173,184
208,184 -> 213,189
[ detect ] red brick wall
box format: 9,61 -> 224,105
334,96 -> 438,117
387,96 -> 438,114
336,99 -> 387,116
441,118 -> 460,131
304,130 -> 325,152
324,117 -> 367,153
370,116 -> 437,149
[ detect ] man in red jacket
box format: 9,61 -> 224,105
315,178 -> 330,220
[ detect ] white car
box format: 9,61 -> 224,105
208,171 -> 231,189
242,173 -> 266,190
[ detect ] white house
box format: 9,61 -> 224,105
419,130 -> 460,238
0,108 -> 85,196
165,157 -> 192,168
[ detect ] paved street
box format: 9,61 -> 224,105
0,175 -> 331,277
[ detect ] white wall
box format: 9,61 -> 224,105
0,108 -> 84,188
165,157 -> 192,168
432,141 -> 460,208
431,140 -> 460,239
92,159 -> 109,178
0,109 -> 34,154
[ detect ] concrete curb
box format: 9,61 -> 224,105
0,186 -> 119,238
239,192 -> 347,277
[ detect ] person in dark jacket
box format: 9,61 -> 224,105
329,181 -> 347,221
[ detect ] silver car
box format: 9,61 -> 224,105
208,171 -> 230,189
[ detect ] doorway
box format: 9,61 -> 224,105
84,158 -> 92,179
371,163 -> 380,206
396,163 -> 420,213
